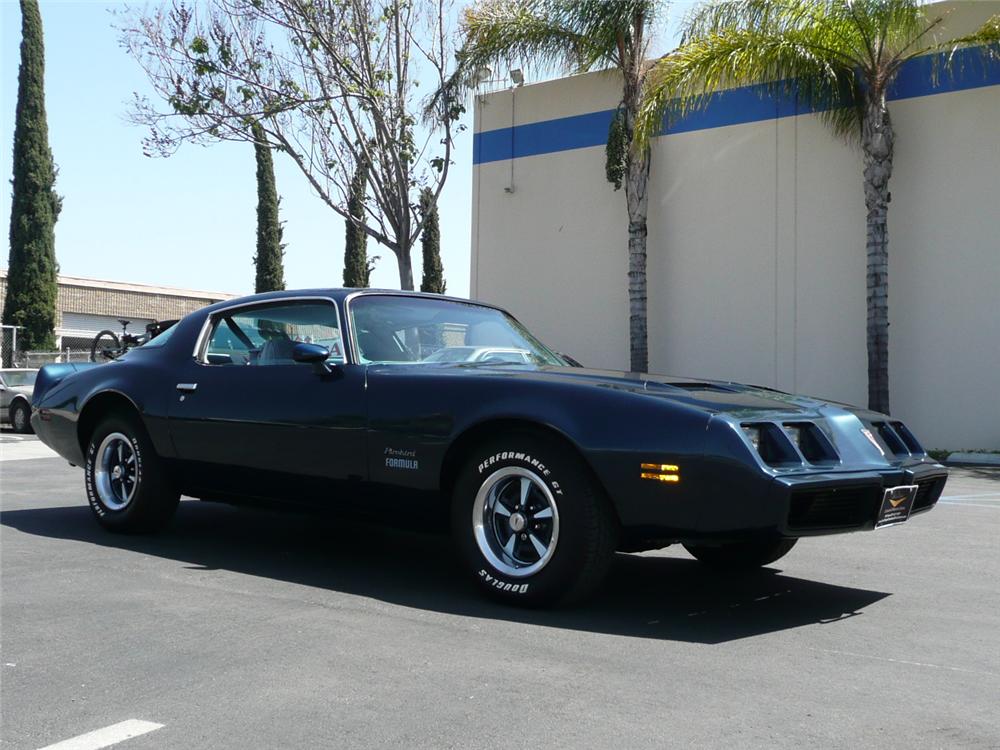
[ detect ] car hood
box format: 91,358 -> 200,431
462,364 -> 864,418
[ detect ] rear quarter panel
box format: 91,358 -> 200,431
33,314 -> 205,462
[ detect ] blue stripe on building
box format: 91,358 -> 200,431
473,46 -> 1000,165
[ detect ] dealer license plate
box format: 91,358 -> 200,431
875,485 -> 918,528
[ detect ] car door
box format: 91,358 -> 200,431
166,299 -> 367,502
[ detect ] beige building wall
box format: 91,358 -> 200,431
0,270 -> 237,352
50,276 -> 235,323
472,2 -> 1000,450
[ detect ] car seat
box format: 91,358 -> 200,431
257,336 -> 296,365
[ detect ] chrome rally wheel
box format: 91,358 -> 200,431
473,467 -> 560,578
94,432 -> 139,511
85,415 -> 179,533
452,434 -> 617,607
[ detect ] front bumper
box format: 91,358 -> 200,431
769,464 -> 947,536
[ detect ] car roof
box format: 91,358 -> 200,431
200,288 -> 510,317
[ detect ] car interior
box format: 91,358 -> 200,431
204,303 -> 344,367
350,296 -> 563,366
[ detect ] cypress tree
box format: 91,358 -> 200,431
343,159 -> 372,288
251,122 -> 285,293
3,0 -> 61,351
419,188 -> 445,294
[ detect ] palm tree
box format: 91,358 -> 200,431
637,0 -> 999,414
441,0 -> 661,373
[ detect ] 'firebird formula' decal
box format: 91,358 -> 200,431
384,447 -> 419,470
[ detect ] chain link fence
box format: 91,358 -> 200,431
1,325 -> 99,367
1,325 -> 19,368
18,349 -> 94,368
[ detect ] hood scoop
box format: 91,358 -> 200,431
659,381 -> 740,393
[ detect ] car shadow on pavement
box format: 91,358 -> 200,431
1,500 -> 890,645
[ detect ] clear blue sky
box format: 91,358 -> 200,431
1,1 -> 690,298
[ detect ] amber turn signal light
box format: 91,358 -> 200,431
640,463 -> 680,483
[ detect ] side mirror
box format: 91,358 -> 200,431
292,342 -> 334,374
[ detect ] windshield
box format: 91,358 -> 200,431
349,295 -> 566,366
2,370 -> 36,387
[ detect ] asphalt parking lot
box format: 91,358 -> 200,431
2,433 -> 999,749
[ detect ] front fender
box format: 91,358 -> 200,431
364,367 -> 713,531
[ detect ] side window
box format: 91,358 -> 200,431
203,302 -> 345,366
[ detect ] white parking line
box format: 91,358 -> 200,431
37,720 -> 164,750
807,647 -> 998,678
940,501 -> 1000,509
940,492 -> 1000,501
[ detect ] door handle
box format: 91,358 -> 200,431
176,383 -> 198,393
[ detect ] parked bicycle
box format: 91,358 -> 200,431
90,320 -> 144,362
90,318 -> 178,362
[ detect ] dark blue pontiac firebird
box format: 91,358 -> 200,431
31,289 -> 946,606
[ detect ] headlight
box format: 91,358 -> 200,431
740,423 -> 799,466
784,424 -> 805,451
742,425 -> 762,451
783,422 -> 838,463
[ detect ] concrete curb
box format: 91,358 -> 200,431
945,452 -> 1000,467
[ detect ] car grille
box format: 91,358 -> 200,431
788,485 -> 881,530
913,476 -> 945,511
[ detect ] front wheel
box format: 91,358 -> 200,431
683,538 -> 797,569
451,435 -> 617,607
10,400 -> 33,434
85,414 -> 179,533
90,330 -> 121,362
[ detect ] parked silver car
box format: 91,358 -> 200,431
0,369 -> 37,433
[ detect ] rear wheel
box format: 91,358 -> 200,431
90,330 -> 121,362
451,434 -> 617,607
84,414 -> 179,533
10,400 -> 32,434
683,538 -> 797,569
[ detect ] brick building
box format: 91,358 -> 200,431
0,269 -> 238,361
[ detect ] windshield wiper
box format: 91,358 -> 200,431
460,359 -> 531,367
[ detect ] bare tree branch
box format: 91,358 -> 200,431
118,0 -> 463,290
